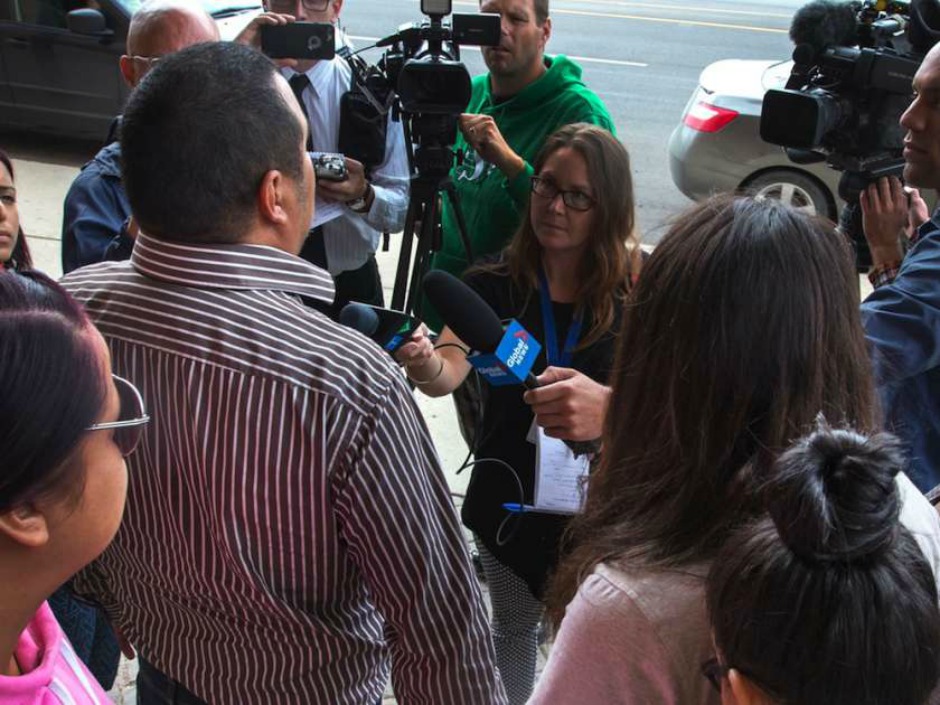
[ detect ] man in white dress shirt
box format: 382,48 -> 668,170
260,0 -> 410,315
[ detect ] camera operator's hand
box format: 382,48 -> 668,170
459,114 -> 526,180
235,12 -> 298,68
861,176 -> 920,267
317,158 -> 373,211
523,367 -> 611,442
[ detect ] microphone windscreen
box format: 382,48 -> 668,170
423,270 -> 504,352
339,302 -> 380,337
789,0 -> 858,52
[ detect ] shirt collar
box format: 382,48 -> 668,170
130,233 -> 334,304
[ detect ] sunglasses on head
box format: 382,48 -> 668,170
86,374 -> 150,457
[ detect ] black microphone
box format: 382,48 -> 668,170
422,270 -> 540,390
338,302 -> 421,353
789,0 -> 859,58
424,271 -> 604,458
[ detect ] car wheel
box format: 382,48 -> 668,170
745,171 -> 834,219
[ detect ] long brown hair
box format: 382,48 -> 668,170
0,149 -> 33,271
546,194 -> 877,626
484,123 -> 639,348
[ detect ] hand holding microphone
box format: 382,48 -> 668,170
421,270 -> 604,452
423,270 -> 541,389
523,367 -> 611,442
393,324 -> 446,386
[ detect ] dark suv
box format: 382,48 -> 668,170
0,0 -> 258,142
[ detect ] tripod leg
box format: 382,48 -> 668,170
408,194 -> 439,317
392,196 -> 424,311
444,181 -> 474,265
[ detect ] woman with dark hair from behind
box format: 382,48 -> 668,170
0,150 -> 33,270
529,194 -> 940,704
705,421 -> 940,705
0,270 -> 149,702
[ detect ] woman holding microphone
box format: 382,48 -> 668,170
396,123 -> 640,704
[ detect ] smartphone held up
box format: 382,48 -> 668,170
261,22 -> 336,60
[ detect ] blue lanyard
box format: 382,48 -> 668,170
538,267 -> 584,368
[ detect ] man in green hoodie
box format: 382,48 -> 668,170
425,0 -> 615,329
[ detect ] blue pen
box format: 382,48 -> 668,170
503,503 -> 530,513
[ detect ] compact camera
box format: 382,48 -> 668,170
311,153 -> 348,182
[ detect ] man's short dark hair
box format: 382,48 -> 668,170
121,42 -> 304,244
534,0 -> 549,25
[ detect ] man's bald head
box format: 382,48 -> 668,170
120,0 -> 219,87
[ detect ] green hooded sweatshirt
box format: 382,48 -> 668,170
425,55 -> 615,329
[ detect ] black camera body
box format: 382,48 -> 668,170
760,0 -> 928,175
380,13 -> 501,117
340,5 -> 499,181
375,10 -> 500,184
758,0 -> 940,268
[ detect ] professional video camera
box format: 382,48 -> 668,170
759,0 -> 940,268
344,0 -> 500,314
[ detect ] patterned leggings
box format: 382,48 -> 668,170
475,538 -> 545,705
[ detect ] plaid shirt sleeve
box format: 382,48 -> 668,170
869,262 -> 903,289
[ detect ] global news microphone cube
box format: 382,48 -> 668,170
467,319 -> 541,386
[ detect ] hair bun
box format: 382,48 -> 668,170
766,419 -> 905,565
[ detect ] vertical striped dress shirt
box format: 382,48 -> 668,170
61,234 -> 506,705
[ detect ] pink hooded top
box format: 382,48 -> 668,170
0,602 -> 110,704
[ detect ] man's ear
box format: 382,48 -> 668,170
118,55 -> 136,88
540,17 -> 552,47
258,169 -> 290,226
0,504 -> 50,549
727,669 -> 774,705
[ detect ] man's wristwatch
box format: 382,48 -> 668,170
346,183 -> 373,213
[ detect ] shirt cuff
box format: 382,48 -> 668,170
868,261 -> 903,289
504,161 -> 535,209
359,182 -> 406,233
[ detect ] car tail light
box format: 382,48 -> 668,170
683,100 -> 739,133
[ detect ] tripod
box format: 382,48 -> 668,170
390,116 -> 474,318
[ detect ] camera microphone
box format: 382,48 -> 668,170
789,0 -> 860,57
422,270 -> 541,389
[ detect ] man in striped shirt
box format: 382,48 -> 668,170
61,42 -> 507,705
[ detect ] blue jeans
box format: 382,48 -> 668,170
48,585 -> 120,689
136,658 -> 207,705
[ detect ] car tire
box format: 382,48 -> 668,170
744,170 -> 835,220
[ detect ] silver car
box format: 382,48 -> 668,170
668,59 -> 841,219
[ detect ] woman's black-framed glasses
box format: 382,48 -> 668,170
268,0 -> 331,12
530,176 -> 596,212
87,375 -> 150,457
701,657 -> 732,693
